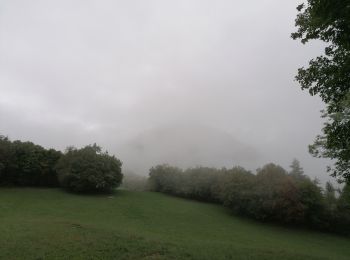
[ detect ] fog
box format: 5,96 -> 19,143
0,1 -> 331,181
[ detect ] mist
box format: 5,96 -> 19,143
0,1 -> 330,181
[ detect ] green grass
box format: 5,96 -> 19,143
0,188 -> 349,259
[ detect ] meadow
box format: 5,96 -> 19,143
0,188 -> 350,259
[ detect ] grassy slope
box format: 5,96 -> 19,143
0,188 -> 349,260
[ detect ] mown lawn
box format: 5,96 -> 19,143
0,188 -> 349,259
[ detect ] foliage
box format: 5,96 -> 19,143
182,167 -> 222,202
148,164 -> 183,195
0,135 -> 62,186
334,184 -> 350,234
254,164 -> 300,222
216,167 -> 256,215
55,144 -> 123,193
149,165 -> 224,202
297,178 -> 325,227
148,161 -> 350,234
289,159 -> 307,180
292,0 -> 350,182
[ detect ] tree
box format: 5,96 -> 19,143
323,181 -> 338,228
55,144 -> 123,193
297,178 -> 325,227
0,136 -> 62,187
292,0 -> 350,182
0,136 -> 15,185
148,164 -> 183,195
289,159 -> 307,180
254,163 -> 290,221
218,167 -> 256,216
333,184 -> 350,233
183,167 -> 221,202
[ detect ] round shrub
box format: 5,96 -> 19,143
55,144 -> 123,193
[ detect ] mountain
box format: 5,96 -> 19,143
118,123 -> 259,175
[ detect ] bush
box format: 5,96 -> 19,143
56,144 -> 123,193
0,136 -> 62,187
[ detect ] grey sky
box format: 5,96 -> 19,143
0,1 -> 331,180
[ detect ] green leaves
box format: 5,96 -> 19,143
56,145 -> 123,193
0,137 -> 62,186
293,0 -> 350,182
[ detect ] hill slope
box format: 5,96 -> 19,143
0,188 -> 349,259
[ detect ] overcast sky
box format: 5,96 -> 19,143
0,0 -> 331,181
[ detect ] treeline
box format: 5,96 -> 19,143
0,136 -> 62,186
0,136 -> 123,193
148,162 -> 350,234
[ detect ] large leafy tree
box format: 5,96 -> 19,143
292,0 -> 350,182
0,135 -> 62,186
56,144 -> 123,193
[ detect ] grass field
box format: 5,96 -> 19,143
0,188 -> 349,259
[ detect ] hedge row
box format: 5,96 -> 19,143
148,163 -> 350,234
